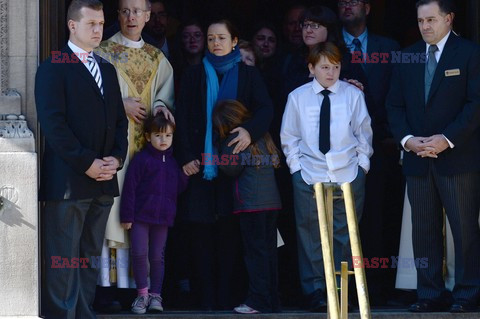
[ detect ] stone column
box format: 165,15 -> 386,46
1,0 -> 39,133
0,1 -> 40,317
0,94 -> 39,318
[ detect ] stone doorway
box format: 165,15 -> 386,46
32,0 -> 480,317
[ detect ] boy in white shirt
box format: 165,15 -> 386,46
280,41 -> 373,312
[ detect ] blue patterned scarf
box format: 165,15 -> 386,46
202,48 -> 241,180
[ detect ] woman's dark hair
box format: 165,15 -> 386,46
179,18 -> 206,43
144,112 -> 175,134
212,99 -> 280,167
301,5 -> 344,46
208,19 -> 240,41
170,18 -> 205,80
177,18 -> 206,56
251,20 -> 280,45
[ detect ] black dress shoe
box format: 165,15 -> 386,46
408,299 -> 450,312
309,289 -> 327,312
450,300 -> 477,313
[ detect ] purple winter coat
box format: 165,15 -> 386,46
120,143 -> 188,226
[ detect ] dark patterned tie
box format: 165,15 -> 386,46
352,38 -> 364,69
319,89 -> 331,154
424,44 -> 438,102
87,55 -> 104,95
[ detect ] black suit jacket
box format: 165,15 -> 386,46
35,45 -> 128,200
387,33 -> 480,176
364,33 -> 401,142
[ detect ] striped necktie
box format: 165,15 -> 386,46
86,55 -> 103,95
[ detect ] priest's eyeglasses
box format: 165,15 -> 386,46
118,8 -> 149,17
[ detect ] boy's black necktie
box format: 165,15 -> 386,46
319,89 -> 331,154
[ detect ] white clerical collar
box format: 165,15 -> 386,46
112,31 -> 145,49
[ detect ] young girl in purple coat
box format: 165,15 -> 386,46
120,113 -> 188,314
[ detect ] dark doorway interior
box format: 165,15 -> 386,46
38,0 -> 479,314
40,0 -> 476,62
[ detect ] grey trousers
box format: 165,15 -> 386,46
292,168 -> 365,295
43,195 -> 113,319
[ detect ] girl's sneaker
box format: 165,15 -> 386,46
131,295 -> 149,314
148,294 -> 164,312
234,304 -> 260,314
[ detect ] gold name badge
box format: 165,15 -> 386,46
445,68 -> 460,77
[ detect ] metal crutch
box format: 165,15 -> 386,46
314,182 -> 371,319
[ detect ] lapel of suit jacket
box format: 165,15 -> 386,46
64,46 -> 104,101
426,33 -> 458,105
410,41 -> 427,105
365,34 -> 380,77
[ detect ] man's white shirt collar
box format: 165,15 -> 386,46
68,40 -> 90,57
426,30 -> 451,58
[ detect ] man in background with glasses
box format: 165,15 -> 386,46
283,4 -> 306,53
145,0 -> 175,59
337,0 -> 403,307
94,0 -> 174,313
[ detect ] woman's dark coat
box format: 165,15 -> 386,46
175,62 -> 273,223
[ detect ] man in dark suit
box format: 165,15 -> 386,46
337,0 -> 404,306
35,0 -> 128,317
387,0 -> 480,313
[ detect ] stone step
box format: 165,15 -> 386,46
98,310 -> 480,319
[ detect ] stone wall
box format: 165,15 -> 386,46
1,0 -> 39,135
0,1 -> 39,317
0,92 -> 39,317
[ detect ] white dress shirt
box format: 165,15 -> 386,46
400,31 -> 454,150
68,40 -> 103,85
281,78 -> 373,185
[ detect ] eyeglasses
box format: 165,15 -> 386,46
182,32 -> 203,40
118,8 -> 149,17
300,22 -> 323,30
338,0 -> 365,8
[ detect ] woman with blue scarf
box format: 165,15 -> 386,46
175,19 -> 274,312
